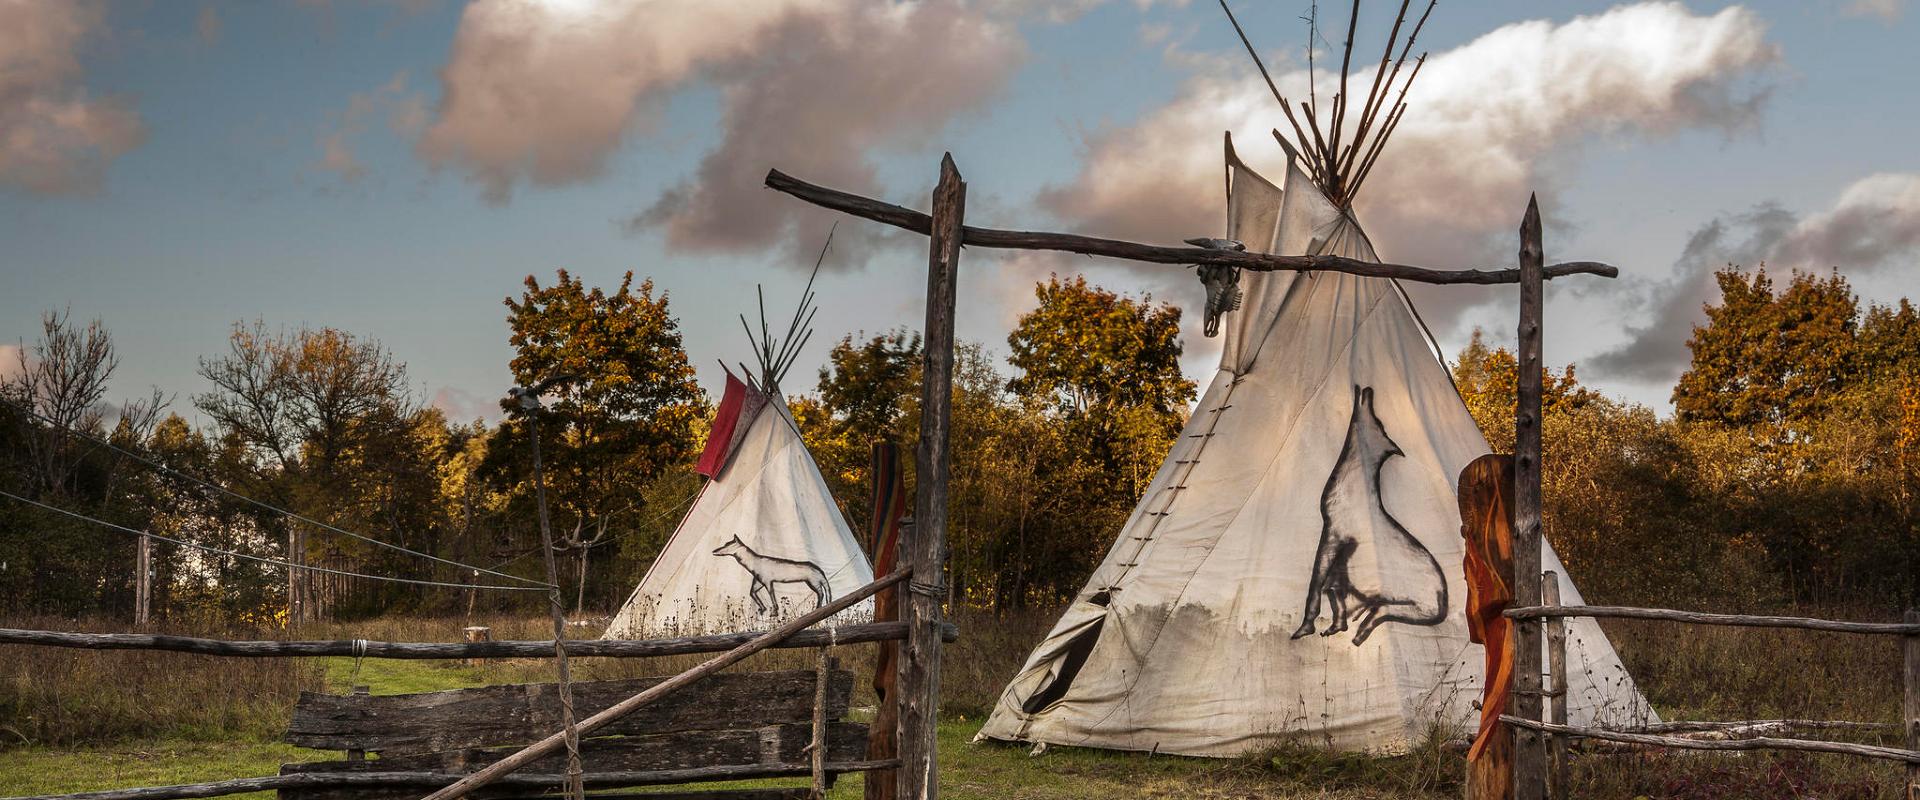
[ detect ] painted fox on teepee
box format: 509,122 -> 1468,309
1293,385 -> 1449,645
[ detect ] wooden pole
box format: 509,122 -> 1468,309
134,530 -> 151,627
1510,195 -> 1547,800
1542,572 -> 1567,800
525,407 -> 585,800
1905,607 -> 1917,800
416,569 -> 909,800
898,153 -> 964,800
762,170 -> 1618,285
811,649 -> 831,800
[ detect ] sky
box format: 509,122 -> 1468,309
3,0 -> 1916,425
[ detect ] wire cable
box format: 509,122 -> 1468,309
0,488 -> 547,592
0,396 -> 552,588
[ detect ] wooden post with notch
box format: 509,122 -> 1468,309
1543,572 -> 1567,800
897,153 -> 963,800
1904,607 -> 1917,800
1510,195 -> 1547,800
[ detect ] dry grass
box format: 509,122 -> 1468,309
1,605 -> 1916,798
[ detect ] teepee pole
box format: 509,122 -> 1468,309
898,153 -> 964,800
1511,196 -> 1548,800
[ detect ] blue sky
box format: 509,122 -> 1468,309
3,0 -> 1915,422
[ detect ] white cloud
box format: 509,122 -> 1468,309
1843,0 -> 1904,21
419,0 -> 1027,258
1042,2 -> 1778,273
0,0 -> 146,195
1775,173 -> 1920,273
197,5 -> 222,45
0,345 -> 25,383
431,386 -> 502,424
1591,171 -> 1920,384
317,72 -> 428,182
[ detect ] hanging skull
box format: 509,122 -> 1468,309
1185,238 -> 1246,338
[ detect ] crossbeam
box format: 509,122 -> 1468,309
764,169 -> 1618,285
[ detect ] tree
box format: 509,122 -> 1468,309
816,330 -> 921,444
1450,328 -> 1597,454
495,270 -> 706,612
800,330 -> 923,532
1673,266 -> 1859,428
195,321 -> 424,621
1008,275 -> 1193,418
1858,299 -> 1920,382
1007,275 -> 1195,504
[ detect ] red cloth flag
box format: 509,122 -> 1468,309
695,371 -> 767,479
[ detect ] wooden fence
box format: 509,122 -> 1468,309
1503,586 -> 1920,800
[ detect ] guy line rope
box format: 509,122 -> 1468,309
0,488 -> 545,592
0,396 -> 551,588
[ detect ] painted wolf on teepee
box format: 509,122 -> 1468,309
977,1 -> 1654,756
605,234 -> 873,639
1294,385 -> 1449,645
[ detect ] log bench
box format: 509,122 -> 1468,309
278,669 -> 868,800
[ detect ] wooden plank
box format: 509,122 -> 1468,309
1905,608 -> 1917,800
898,153 -> 964,800
1542,573 -> 1567,800
4,761 -> 901,800
278,723 -> 868,800
0,621 -> 951,659
1509,195 -> 1546,800
761,169 -> 1619,285
1500,715 -> 1920,764
496,791 -> 810,800
415,570 -> 909,800
1503,606 -> 1920,636
492,791 -> 810,800
285,671 -> 853,754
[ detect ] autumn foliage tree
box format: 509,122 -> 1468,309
495,270 -> 706,612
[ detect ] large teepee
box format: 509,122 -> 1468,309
979,4 -> 1651,757
605,253 -> 874,639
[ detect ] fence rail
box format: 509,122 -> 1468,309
1504,598 -> 1920,800
0,620 -> 956,660
1506,604 -> 1920,636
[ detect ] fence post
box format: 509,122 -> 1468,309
1510,195 -> 1547,800
898,153 -> 964,800
346,685 -> 370,761
1904,607 -> 1916,800
1543,572 -> 1567,800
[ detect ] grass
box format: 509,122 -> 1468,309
3,608 -> 1917,798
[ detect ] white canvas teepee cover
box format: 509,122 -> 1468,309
978,143 -> 1654,756
605,380 -> 873,639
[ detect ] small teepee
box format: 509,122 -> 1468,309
605,244 -> 874,639
978,3 -> 1652,756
